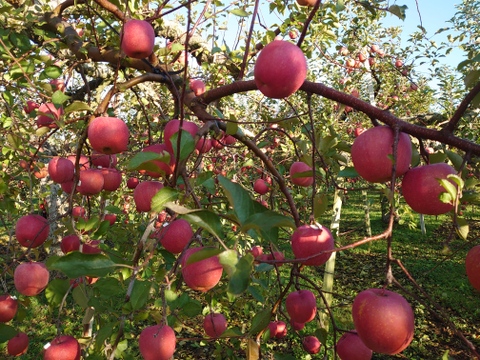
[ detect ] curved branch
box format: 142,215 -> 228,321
442,80 -> 480,134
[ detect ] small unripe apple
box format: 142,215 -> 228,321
290,161 -> 314,186
157,219 -> 193,254
48,157 -> 75,184
88,117 -> 129,154
14,262 -> 50,296
303,335 -> 321,354
253,178 -> 269,195
351,126 -> 412,183
352,288 -> 414,355
60,234 -> 81,254
401,163 -> 457,215
291,224 -> 334,266
15,214 -> 50,248
190,79 -> 206,96
182,247 -> 223,292
203,313 -> 228,338
43,335 -> 81,360
254,39 -> 307,99
285,289 -> 317,323
336,330 -> 373,360
466,245 -> 480,291
77,169 -> 104,196
121,19 -> 155,59
133,181 -> 164,212
0,294 -> 18,322
7,331 -> 29,356
139,324 -> 176,360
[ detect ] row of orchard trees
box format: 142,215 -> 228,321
0,0 -> 479,358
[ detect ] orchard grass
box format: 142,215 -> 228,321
1,190 -> 479,359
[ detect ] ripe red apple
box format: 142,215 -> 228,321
139,324 -> 176,360
351,126 -> 412,183
203,313 -> 228,338
354,126 -> 365,137
48,156 -> 75,184
345,58 -> 356,68
181,247 -> 223,292
15,214 -> 50,248
101,167 -> 122,191
285,289 -> 317,323
77,169 -> 104,196
14,262 -> 50,296
336,330 -> 373,360
267,251 -> 285,266
290,161 -> 314,186
121,19 -> 155,59
104,214 -> 117,226
24,100 -> 39,114
127,177 -> 139,189
0,294 -> 18,322
43,335 -> 81,360
67,154 -> 90,170
290,319 -> 305,331
50,78 -> 65,92
36,103 -> 63,128
164,119 -> 199,153
303,335 -> 321,354
254,39 -> 307,99
195,137 -> 212,154
157,219 -> 193,254
61,234 -> 81,254
253,178 -> 269,195
250,246 -> 263,259
395,59 -> 403,68
401,163 -> 457,215
72,206 -> 86,219
296,0 -> 318,7
268,321 -> 287,339
190,79 -> 206,96
7,331 -> 29,356
91,153 -> 117,168
291,224 -> 334,266
370,44 -> 380,53
352,288 -> 414,355
88,117 -> 129,154
81,240 -> 102,254
141,143 -> 175,177
222,134 -> 236,145
466,245 -> 480,291
133,181 -> 164,212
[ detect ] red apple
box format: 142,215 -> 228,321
182,247 -> 223,292
250,246 -> 263,259
121,19 -> 155,59
101,167 -> 122,191
290,319 -> 305,331
303,335 -> 321,354
354,127 -> 365,137
133,181 -> 164,212
24,100 -> 39,114
254,39 -> 307,99
296,0 -> 318,6
14,262 -> 50,296
156,219 -> 193,254
104,214 -> 117,226
195,137 -> 212,154
15,214 -> 50,248
190,79 -> 206,96
50,78 -> 65,92
141,143 -> 175,177
91,153 -> 117,168
395,59 -> 403,68
72,206 -> 86,219
77,169 -> 104,196
336,330 -> 373,360
370,44 -> 380,53
67,154 -> 90,170
291,224 -> 334,266
48,157 -> 75,184
290,161 -> 314,187
0,294 -> 18,322
345,58 -> 356,68
88,117 -> 129,154
268,321 -> 287,339
267,251 -> 285,267
61,234 -> 81,254
127,177 -> 139,189
351,126 -> 412,183
466,245 -> 480,291
164,119 -> 199,153
253,178 -> 269,195
7,331 -> 29,356
401,163 -> 457,215
203,313 -> 228,338
222,134 -> 236,145
138,324 -> 176,360
36,103 -> 63,128
43,335 -> 80,360
81,240 -> 102,254
285,289 -> 317,323
352,288 -> 414,355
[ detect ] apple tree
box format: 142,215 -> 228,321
0,0 -> 479,358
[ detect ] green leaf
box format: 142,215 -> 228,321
180,209 -> 225,240
445,150 -> 464,171
127,151 -> 170,172
218,249 -> 239,276
47,252 -> 116,278
455,216 -> 469,240
358,1 -> 377,16
249,308 -> 271,335
0,323 -> 17,343
52,90 -> 70,106
336,0 -> 346,11
226,121 -> 238,135
186,247 -> 223,265
227,253 -> 254,296
151,187 -> 179,212
218,175 -> 256,225
129,280 -> 151,310
438,179 -> 457,203
314,193 -> 329,218
64,101 -> 92,115
315,327 -> 328,345
72,286 -> 89,309
45,279 -> 71,307
388,4 -> 408,20
180,298 -> 202,317
40,65 -> 62,80
338,167 -> 358,178
230,8 -> 249,17
241,211 -> 295,242
171,130 -> 195,162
